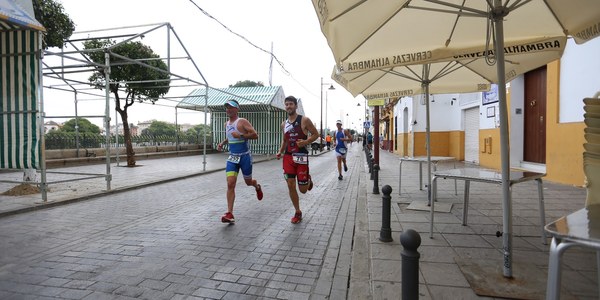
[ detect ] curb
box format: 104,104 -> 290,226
0,155 -> 286,219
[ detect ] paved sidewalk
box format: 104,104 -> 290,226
0,146 -> 596,299
356,149 -> 595,299
0,153 -> 256,217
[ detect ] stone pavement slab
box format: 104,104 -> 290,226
0,153 -> 273,217
356,149 -> 595,299
0,144 -> 597,299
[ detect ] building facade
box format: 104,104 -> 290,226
385,38 -> 600,186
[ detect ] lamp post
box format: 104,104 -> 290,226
320,77 -> 335,150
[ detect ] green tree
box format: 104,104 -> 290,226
229,80 -> 264,88
190,124 -> 211,136
83,39 -> 171,167
59,118 -> 101,134
143,121 -> 176,136
33,0 -> 75,49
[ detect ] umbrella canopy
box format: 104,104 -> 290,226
314,0 -> 597,72
313,0 -> 600,279
332,60 -> 491,98
332,61 -> 491,220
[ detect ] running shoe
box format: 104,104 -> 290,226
338,175 -> 343,180
344,164 -> 348,172
221,212 -> 235,223
291,211 -> 303,224
256,184 -> 263,201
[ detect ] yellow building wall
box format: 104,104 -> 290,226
412,131 -> 463,158
448,131 -> 465,161
396,133 -> 410,156
545,61 -> 585,186
477,61 -> 584,186
478,129 -> 501,170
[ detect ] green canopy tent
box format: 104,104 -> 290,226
0,0 -> 45,170
178,86 -> 302,155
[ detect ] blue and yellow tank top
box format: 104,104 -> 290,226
226,118 -> 249,154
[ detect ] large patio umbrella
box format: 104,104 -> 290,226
312,0 -> 600,278
333,50 -> 565,201
332,60 -> 493,208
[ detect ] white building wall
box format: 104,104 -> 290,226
507,77 -> 525,166
409,94 -> 462,133
560,38 -> 600,123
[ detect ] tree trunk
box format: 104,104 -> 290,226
118,111 -> 136,167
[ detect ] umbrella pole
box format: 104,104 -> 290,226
423,67 -> 432,208
492,1 -> 513,278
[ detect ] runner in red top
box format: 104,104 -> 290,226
276,96 -> 319,224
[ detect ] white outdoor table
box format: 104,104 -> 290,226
398,156 -> 457,195
429,168 -> 547,276
545,205 -> 600,300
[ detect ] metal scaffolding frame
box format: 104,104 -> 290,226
3,22 -> 275,202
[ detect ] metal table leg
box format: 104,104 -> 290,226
429,175 -> 438,238
536,178 -> 547,244
419,161 -> 423,190
463,180 -> 470,225
454,161 -> 458,195
399,160 -> 403,195
545,237 -> 576,300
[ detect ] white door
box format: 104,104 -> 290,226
464,107 -> 480,163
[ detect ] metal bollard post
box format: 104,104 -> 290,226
401,229 -> 422,300
379,185 -> 393,242
368,154 -> 373,174
372,164 -> 380,194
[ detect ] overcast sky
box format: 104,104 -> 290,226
42,0 -> 366,131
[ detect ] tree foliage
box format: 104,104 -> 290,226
82,38 -> 171,166
185,124 -> 211,137
230,80 -> 264,88
59,118 -> 101,134
33,0 -> 75,49
143,121 -> 177,136
83,39 -> 171,100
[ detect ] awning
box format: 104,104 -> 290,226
178,85 -> 304,115
0,0 -> 45,31
0,0 -> 43,169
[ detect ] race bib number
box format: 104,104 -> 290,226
227,154 -> 241,164
338,148 -> 347,154
292,153 -> 308,165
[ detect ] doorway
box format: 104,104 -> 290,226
464,107 -> 480,163
524,66 -> 547,164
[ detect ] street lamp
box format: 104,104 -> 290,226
320,77 -> 335,150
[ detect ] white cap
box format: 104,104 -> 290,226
336,120 -> 342,125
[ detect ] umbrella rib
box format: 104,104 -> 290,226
506,0 -> 531,11
420,0 -> 487,16
329,0 -> 367,22
541,0 -> 569,36
445,0 -> 467,46
407,4 -> 481,17
458,61 -> 495,83
429,61 -> 462,82
341,4 -> 407,62
358,69 -> 394,95
386,68 -> 422,83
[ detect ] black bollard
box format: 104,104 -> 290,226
372,164 -> 380,194
401,229 -> 422,300
379,185 -> 393,242
368,154 -> 374,174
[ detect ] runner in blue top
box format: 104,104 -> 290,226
333,120 -> 352,180
216,99 -> 263,223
